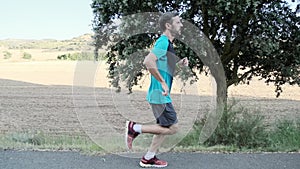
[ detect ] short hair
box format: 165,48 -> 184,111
158,12 -> 180,32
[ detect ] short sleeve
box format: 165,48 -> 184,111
151,36 -> 169,59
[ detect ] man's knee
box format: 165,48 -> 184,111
169,124 -> 179,135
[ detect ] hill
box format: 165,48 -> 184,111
0,34 -> 96,61
0,33 -> 94,52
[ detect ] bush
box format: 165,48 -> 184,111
22,52 -> 32,59
57,52 -> 95,61
205,103 -> 270,148
10,131 -> 44,146
177,120 -> 202,147
3,51 -> 12,59
179,100 -> 270,149
269,119 -> 300,151
57,53 -> 70,60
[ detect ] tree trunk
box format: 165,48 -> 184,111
198,44 -> 227,144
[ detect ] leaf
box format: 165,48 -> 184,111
92,0 -> 300,97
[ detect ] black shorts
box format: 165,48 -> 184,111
151,103 -> 178,127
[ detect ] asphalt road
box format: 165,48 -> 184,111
1,150 -> 300,169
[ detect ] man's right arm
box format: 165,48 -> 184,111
143,52 -> 169,96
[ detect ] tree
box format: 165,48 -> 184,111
91,0 -> 300,98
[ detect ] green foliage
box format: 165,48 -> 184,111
92,0 -> 300,97
9,131 -> 44,146
22,52 -> 32,59
179,101 -> 269,149
268,119 -> 300,151
204,103 -> 269,148
107,42 -> 152,92
57,52 -> 95,61
1,131 -> 103,152
179,102 -> 300,152
3,51 -> 12,59
177,120 -> 203,147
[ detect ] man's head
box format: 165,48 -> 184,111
159,12 -> 183,37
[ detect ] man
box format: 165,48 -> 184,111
125,12 -> 188,168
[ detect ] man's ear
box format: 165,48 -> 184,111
165,22 -> 172,29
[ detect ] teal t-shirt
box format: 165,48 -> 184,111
146,35 -> 177,104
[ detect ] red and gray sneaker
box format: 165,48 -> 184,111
125,121 -> 140,150
139,156 -> 168,168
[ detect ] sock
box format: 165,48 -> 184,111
133,124 -> 142,134
144,151 -> 156,160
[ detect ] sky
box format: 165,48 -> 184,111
0,0 -> 94,40
0,0 -> 298,40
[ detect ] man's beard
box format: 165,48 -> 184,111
170,27 -> 181,38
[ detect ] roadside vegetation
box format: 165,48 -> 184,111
177,101 -> 300,152
0,131 -> 102,154
1,101 -> 299,153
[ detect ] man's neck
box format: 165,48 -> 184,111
163,31 -> 175,42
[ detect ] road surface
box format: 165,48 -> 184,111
1,150 -> 299,169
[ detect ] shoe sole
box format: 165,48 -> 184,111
139,161 -> 168,168
125,121 -> 130,150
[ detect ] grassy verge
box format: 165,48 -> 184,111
267,119 -> 300,152
1,102 -> 299,154
0,131 -> 102,154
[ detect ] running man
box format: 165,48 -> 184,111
125,12 -> 189,168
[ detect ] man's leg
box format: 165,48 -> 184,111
149,134 -> 166,153
126,103 -> 178,149
126,103 -> 178,167
139,123 -> 178,168
144,123 -> 178,155
126,123 -> 178,150
141,123 -> 178,135
142,134 -> 165,161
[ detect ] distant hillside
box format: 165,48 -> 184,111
0,33 -> 94,52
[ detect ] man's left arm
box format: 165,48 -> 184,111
177,57 -> 189,67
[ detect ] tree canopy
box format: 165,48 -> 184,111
91,0 -> 300,97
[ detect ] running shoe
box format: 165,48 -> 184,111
139,156 -> 168,168
125,121 -> 139,150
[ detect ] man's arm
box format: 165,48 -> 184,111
177,57 -> 189,67
173,57 -> 189,76
143,52 -> 169,96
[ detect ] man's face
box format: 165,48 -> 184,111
170,16 -> 183,37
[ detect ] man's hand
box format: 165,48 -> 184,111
161,81 -> 169,96
177,57 -> 189,67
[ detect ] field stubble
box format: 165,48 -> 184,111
0,61 -> 299,151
